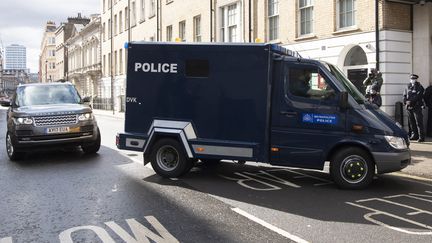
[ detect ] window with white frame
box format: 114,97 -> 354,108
140,0 -> 145,21
220,3 -> 241,42
119,49 -> 123,74
119,11 -> 123,33
108,18 -> 111,38
194,15 -> 201,42
125,7 -> 128,30
114,14 -> 118,35
298,0 -> 313,36
166,25 -> 172,41
150,0 -> 156,17
338,0 -> 356,29
268,0 -> 279,41
131,1 -> 137,26
179,21 -> 186,41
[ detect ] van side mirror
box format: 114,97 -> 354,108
339,91 -> 349,110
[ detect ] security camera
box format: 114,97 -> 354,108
419,0 -> 425,6
365,43 -> 371,49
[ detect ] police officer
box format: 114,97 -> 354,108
403,74 -> 425,142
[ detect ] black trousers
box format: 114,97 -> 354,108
427,107 -> 432,137
408,107 -> 425,139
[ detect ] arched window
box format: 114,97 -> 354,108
344,45 -> 367,66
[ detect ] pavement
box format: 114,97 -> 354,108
93,109 -> 432,180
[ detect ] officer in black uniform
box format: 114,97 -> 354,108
403,74 -> 425,142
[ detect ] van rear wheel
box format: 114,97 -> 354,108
150,138 -> 193,178
330,147 -> 374,189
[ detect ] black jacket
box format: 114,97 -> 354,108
403,82 -> 424,108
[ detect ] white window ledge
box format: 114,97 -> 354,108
295,34 -> 316,41
333,26 -> 359,35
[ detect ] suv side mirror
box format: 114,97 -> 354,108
339,91 -> 349,110
0,100 -> 11,107
82,96 -> 91,103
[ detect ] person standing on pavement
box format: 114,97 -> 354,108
363,69 -> 383,107
403,74 -> 425,142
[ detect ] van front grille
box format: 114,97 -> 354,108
33,114 -> 78,127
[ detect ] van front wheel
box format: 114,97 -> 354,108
150,138 -> 193,178
330,147 -> 374,189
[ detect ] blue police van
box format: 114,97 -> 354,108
116,42 -> 410,189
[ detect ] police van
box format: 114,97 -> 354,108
116,42 -> 410,189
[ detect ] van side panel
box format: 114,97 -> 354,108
125,44 -> 271,161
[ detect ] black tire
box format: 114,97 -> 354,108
6,132 -> 24,161
150,138 -> 193,178
330,147 -> 375,189
81,128 -> 101,154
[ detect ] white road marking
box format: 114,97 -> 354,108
59,217 -> 179,243
392,173 -> 432,184
59,225 -> 115,243
0,237 -> 12,243
347,191 -> 432,235
105,217 -> 179,243
243,170 -> 301,188
220,172 -> 282,191
231,207 -> 309,243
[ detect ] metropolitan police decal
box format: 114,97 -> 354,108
302,113 -> 338,125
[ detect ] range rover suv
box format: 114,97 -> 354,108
1,82 -> 101,160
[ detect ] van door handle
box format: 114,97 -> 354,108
280,111 -> 297,116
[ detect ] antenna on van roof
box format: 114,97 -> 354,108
270,44 -> 302,58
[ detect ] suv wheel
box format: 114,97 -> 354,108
81,128 -> 101,154
6,132 -> 24,161
150,138 -> 193,178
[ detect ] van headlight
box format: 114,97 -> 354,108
78,113 -> 93,121
13,117 -> 33,125
384,136 -> 407,150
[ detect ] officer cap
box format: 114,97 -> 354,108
410,74 -> 419,79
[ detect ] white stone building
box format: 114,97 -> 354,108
100,0 -> 432,118
65,15 -> 102,100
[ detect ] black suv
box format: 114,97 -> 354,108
1,82 -> 101,160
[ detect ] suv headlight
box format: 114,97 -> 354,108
78,113 -> 93,121
13,117 -> 33,125
384,136 -> 407,150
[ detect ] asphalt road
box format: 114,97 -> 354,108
1,108 -> 431,243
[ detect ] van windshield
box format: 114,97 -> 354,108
322,62 -> 366,105
16,85 -> 81,107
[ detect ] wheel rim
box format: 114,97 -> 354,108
340,155 -> 368,184
6,134 -> 14,157
156,145 -> 179,172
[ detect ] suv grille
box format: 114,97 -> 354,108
33,114 -> 78,127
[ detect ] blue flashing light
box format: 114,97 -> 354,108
124,42 -> 129,49
270,44 -> 302,58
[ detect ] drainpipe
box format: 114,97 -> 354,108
110,2 -> 115,114
249,0 -> 252,42
157,0 -> 160,41
210,0 -> 213,42
375,0 -> 380,71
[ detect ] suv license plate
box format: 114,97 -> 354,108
46,127 -> 70,134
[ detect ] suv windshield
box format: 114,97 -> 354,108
322,62 -> 366,105
15,85 -> 81,107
